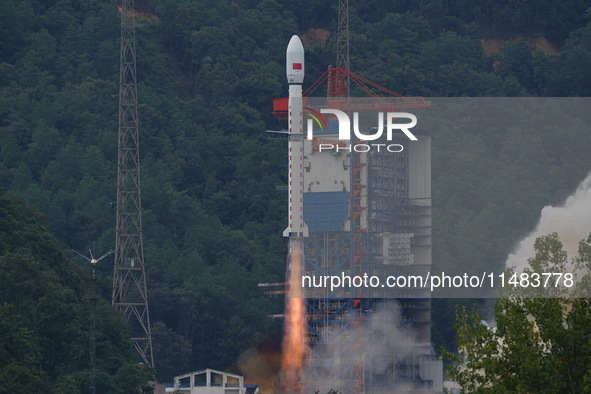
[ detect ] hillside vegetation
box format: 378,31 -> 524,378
0,191 -> 153,392
1,0 -> 591,385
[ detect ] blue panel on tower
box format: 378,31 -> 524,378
304,191 -> 348,232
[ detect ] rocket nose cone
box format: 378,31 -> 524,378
287,35 -> 304,54
286,35 -> 305,83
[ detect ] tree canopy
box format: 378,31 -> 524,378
1,0 -> 591,384
445,233 -> 591,393
0,190 -> 154,392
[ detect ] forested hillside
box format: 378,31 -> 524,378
1,0 -> 591,386
0,191 -> 153,392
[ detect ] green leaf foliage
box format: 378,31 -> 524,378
0,191 -> 150,392
1,0 -> 591,385
444,234 -> 591,393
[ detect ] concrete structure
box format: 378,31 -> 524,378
165,369 -> 258,394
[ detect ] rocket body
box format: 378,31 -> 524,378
283,35 -> 308,238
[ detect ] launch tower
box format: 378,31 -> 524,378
112,0 -> 154,367
273,2 -> 441,391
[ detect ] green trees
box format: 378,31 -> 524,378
445,233 -> 591,393
0,191 -> 152,392
2,0 -> 591,385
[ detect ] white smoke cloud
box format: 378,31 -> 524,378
301,301 -> 432,393
506,172 -> 591,272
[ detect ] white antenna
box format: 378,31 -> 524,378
73,249 -> 113,270
72,247 -> 113,394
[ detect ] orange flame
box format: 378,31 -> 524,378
281,238 -> 307,392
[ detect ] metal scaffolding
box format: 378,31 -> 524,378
302,130 -> 438,393
112,0 -> 154,368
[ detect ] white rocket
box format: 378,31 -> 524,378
283,35 -> 309,238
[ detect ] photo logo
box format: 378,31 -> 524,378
305,109 -> 418,153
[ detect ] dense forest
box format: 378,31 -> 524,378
0,191 -> 153,392
1,0 -> 591,389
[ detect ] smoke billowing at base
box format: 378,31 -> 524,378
234,238 -> 309,393
298,300 -> 435,393
506,171 -> 591,272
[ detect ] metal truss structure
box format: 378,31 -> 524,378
112,0 -> 154,368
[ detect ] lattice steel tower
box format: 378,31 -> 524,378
112,0 -> 154,367
336,0 -> 349,71
328,0 -> 350,98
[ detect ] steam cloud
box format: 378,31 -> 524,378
506,172 -> 591,272
301,301 -> 429,393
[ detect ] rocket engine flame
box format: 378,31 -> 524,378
281,238 -> 307,392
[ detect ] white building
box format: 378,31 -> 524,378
165,369 -> 258,394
